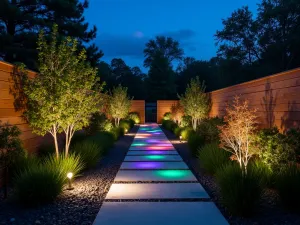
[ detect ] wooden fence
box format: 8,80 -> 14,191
156,68 -> 300,132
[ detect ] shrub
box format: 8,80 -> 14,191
256,127 -> 296,170
44,153 -> 84,182
174,127 -> 183,137
71,140 -> 102,169
216,163 -> 263,216
111,127 -> 124,140
197,117 -> 224,144
249,159 -> 274,188
119,119 -> 131,132
127,112 -> 140,124
180,127 -> 194,140
162,120 -> 177,132
128,119 -> 135,128
276,164 -> 300,210
86,131 -> 115,153
86,112 -> 113,134
197,143 -> 231,174
188,133 -> 205,156
163,112 -> 172,120
180,115 -> 192,127
14,164 -> 64,206
0,121 -> 26,198
286,128 -> 300,162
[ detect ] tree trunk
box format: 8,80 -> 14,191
52,126 -> 59,159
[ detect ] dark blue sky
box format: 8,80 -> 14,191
85,0 -> 260,70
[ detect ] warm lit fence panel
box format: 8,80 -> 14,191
130,100 -> 145,123
0,61 -> 43,153
209,68 -> 300,132
157,100 -> 179,124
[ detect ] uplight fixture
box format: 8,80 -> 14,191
67,172 -> 74,190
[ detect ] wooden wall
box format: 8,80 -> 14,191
157,100 -> 179,124
209,68 -> 300,132
130,100 -> 145,124
156,68 -> 300,131
0,61 -> 46,153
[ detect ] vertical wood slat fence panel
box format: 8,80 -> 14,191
156,68 -> 300,132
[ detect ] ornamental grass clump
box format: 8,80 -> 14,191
197,143 -> 231,174
44,153 -> 84,182
216,162 -> 263,216
187,133 -> 205,156
71,140 -> 102,169
14,164 -> 64,206
276,164 -> 300,210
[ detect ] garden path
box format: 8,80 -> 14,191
93,123 -> 228,225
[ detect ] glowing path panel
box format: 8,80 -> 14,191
114,170 -> 197,182
93,202 -> 229,225
127,150 -> 178,155
124,155 -> 182,162
93,123 -> 228,225
129,146 -> 175,151
120,161 -> 188,170
106,183 -> 209,199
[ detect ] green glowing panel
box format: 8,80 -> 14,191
131,143 -> 147,146
155,170 -> 191,178
114,170 -> 197,181
145,155 -> 165,160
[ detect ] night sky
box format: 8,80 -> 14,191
85,0 -> 260,70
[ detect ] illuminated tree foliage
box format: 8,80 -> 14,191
24,25 -> 102,157
179,76 -> 210,131
170,102 -> 184,125
108,85 -> 131,127
218,96 -> 258,173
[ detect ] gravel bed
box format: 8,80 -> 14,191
0,126 -> 138,225
161,127 -> 300,225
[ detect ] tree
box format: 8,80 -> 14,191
170,102 -> 184,125
218,96 -> 258,173
215,6 -> 260,65
59,51 -> 102,157
108,85 -> 131,127
144,36 -> 184,68
146,52 -> 177,100
24,25 -> 102,157
179,76 -> 210,131
0,0 -> 102,69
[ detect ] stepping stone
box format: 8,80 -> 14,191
114,170 -> 197,182
106,183 -> 209,199
127,150 -> 178,155
93,202 -> 229,225
120,161 -> 188,170
124,155 -> 182,162
129,146 -> 175,151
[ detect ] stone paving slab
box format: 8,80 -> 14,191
127,150 -> 178,155
106,183 -> 209,199
124,155 -> 182,162
93,202 -> 229,225
114,170 -> 197,182
120,161 -> 188,170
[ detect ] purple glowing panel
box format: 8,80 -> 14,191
120,161 -> 189,170
127,150 -> 178,155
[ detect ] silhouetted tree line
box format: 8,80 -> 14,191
1,0 -> 300,100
